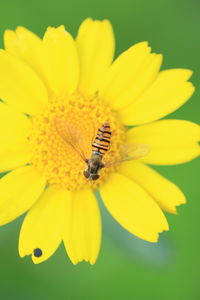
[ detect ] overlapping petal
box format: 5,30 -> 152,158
63,189 -> 101,265
4,27 -> 47,85
42,26 -> 79,97
0,166 -> 46,226
76,18 -> 115,97
99,42 -> 162,110
119,161 -> 186,214
100,173 -> 169,242
19,187 -> 67,264
127,119 -> 200,165
0,102 -> 31,172
121,69 -> 194,125
0,151 -> 30,174
0,50 -> 48,114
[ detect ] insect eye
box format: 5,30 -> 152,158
83,170 -> 90,178
91,174 -> 99,180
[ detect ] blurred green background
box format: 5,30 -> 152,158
0,0 -> 199,299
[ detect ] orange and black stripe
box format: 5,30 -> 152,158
92,122 -> 111,155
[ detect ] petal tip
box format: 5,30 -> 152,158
185,69 -> 194,79
16,26 -> 27,33
187,81 -> 195,93
152,223 -> 169,243
18,251 -> 25,258
89,259 -> 97,265
32,256 -> 42,264
4,29 -> 14,36
174,197 -> 187,214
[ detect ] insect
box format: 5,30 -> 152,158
55,118 -> 150,181
83,122 -> 112,180
33,248 -> 42,257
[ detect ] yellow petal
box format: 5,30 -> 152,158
0,102 -> 30,146
0,102 -> 31,171
63,189 -> 101,265
99,42 -> 153,108
4,27 -> 47,86
0,166 -> 46,226
0,150 -> 31,173
121,69 -> 195,125
76,18 -> 115,97
119,161 -> 186,214
0,50 -> 48,115
100,173 -> 169,242
113,54 -> 163,110
19,187 -> 68,264
42,26 -> 79,97
127,119 -> 200,165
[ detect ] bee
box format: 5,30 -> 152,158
55,118 -> 150,181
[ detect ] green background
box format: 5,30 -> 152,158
0,0 -> 199,299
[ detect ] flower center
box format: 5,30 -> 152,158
29,93 -> 125,190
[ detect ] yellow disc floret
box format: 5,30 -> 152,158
29,93 -> 125,190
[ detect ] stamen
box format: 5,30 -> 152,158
29,93 -> 124,190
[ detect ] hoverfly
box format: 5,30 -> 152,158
55,118 -> 150,181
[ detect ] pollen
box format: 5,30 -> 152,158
29,93 -> 125,190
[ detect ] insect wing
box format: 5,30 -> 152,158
55,117 -> 87,162
121,143 -> 151,161
104,143 -> 151,168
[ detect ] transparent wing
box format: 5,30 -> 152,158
104,143 -> 151,168
55,117 -> 88,162
120,143 -> 151,160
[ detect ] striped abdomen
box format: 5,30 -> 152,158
92,122 -> 111,155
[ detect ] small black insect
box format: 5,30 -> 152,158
33,248 -> 42,257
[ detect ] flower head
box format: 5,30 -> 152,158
0,18 -> 199,264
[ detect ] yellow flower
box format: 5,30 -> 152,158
0,18 -> 199,265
